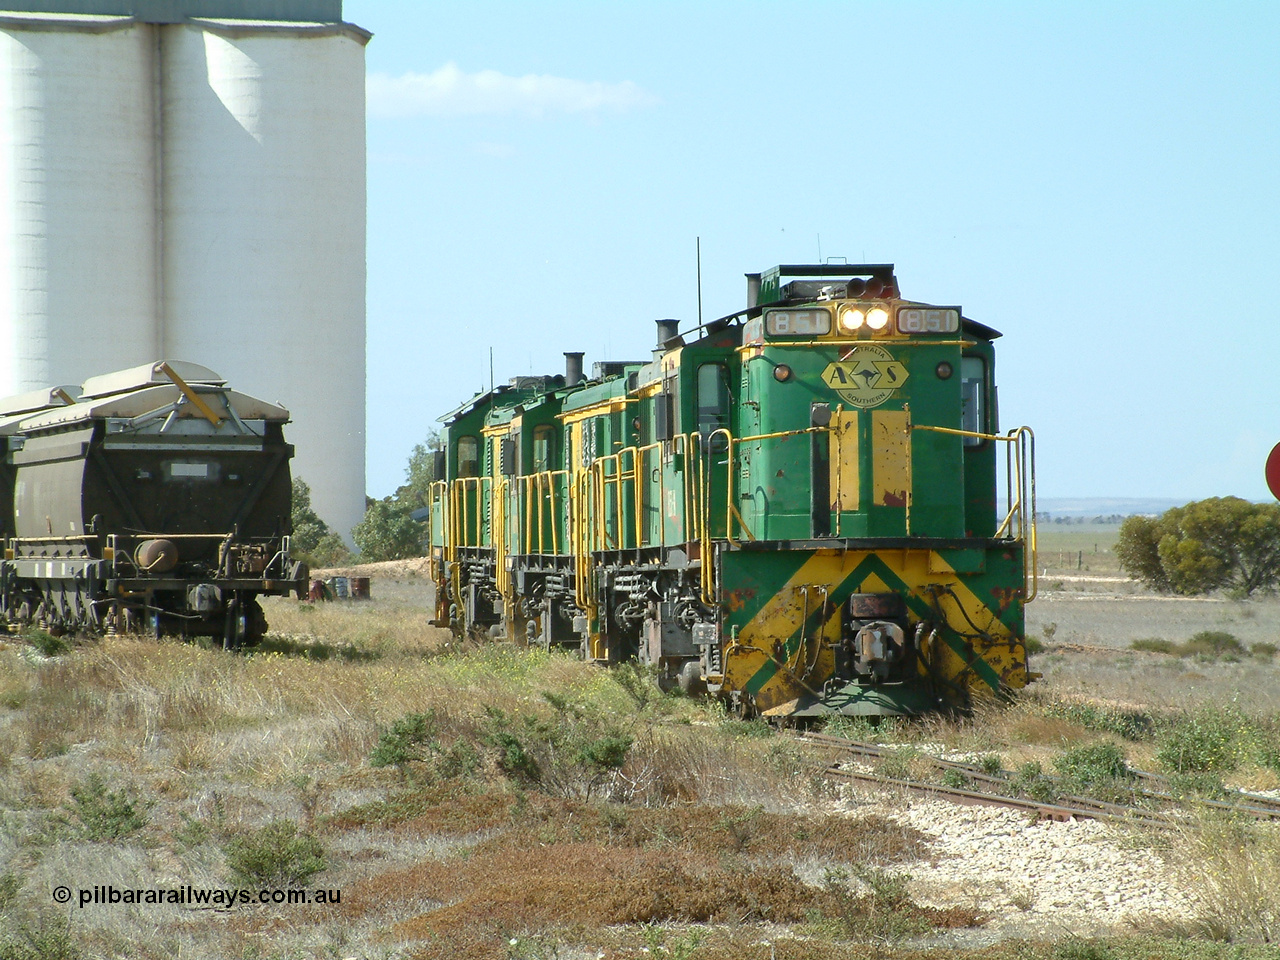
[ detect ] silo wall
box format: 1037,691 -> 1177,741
161,22 -> 367,542
0,19 -> 158,394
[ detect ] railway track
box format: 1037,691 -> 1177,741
799,731 -> 1280,826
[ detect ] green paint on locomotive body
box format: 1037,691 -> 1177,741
736,321 -> 998,544
718,541 -> 1029,714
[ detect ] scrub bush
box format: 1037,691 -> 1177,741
224,820 -> 326,886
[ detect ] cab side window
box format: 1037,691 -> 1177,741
960,357 -> 986,447
533,425 -> 554,472
457,435 -> 479,478
697,363 -> 730,437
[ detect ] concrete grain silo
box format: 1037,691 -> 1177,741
0,1 -> 368,542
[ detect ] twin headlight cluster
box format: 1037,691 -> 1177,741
838,305 -> 890,332
759,304 -> 961,339
839,305 -> 961,334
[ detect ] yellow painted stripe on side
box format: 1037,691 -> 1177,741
872,409 -> 910,507
830,410 -> 860,515
924,552 -> 1012,640
559,397 -> 633,425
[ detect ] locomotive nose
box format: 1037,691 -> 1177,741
135,539 -> 179,574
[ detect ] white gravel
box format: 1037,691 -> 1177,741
836,786 -> 1195,938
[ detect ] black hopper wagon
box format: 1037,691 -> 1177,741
0,361 -> 308,648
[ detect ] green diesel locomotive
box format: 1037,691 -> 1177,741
430,264 -> 1037,717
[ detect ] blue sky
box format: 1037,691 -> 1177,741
345,1 -> 1280,504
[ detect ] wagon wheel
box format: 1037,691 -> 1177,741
243,599 -> 267,648
222,596 -> 247,651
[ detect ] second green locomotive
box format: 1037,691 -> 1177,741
430,264 -> 1037,716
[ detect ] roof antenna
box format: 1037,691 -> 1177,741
817,233 -> 822,263
489,347 -> 494,395
696,236 -> 703,329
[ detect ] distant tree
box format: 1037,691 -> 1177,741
352,497 -> 423,562
393,431 -> 444,511
1116,498 -> 1280,597
311,532 -> 353,568
290,478 -> 353,567
291,478 -> 331,554
349,433 -> 442,562
1115,514 -> 1174,593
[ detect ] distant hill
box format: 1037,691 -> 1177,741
1035,497 -> 1185,519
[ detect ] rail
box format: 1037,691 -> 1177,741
800,732 -> 1280,825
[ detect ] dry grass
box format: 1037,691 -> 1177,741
1,569 -> 1279,959
339,798 -> 953,960
1170,816 -> 1280,943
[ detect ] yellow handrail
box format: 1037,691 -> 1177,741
435,415 -> 1037,632
913,422 -> 1038,599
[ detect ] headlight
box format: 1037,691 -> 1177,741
838,307 -> 865,331
866,307 -> 890,330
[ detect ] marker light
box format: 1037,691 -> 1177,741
838,307 -> 865,331
773,364 -> 793,382
866,307 -> 890,330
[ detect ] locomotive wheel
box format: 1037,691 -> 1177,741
723,690 -> 758,720
243,599 -> 267,648
677,659 -> 707,697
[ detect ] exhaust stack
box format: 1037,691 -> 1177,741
654,319 -> 680,360
564,351 -> 585,385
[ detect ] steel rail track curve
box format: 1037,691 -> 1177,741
798,731 -> 1280,825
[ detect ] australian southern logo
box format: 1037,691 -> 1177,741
820,345 -> 909,408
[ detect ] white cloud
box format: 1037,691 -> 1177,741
367,62 -> 658,119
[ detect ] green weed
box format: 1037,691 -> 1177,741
1182,631 -> 1246,661
224,820 -> 326,885
1054,939 -> 1115,960
0,873 -> 20,911
369,710 -> 480,781
1043,701 -> 1155,741
1131,638 -> 1176,655
1055,742 -> 1135,802
67,774 -> 150,841
876,746 -> 919,781
1013,761 -> 1058,804
1156,708 -> 1250,773
0,916 -> 81,960
21,630 -> 68,658
480,696 -> 634,800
